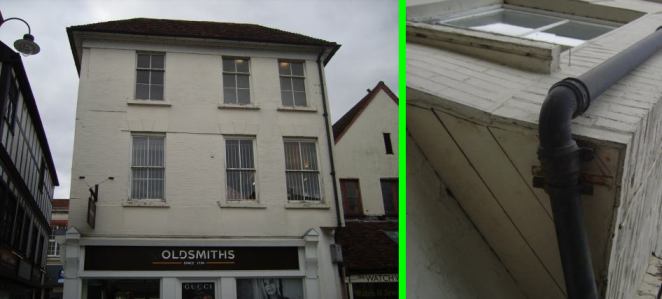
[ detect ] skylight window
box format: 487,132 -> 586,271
435,8 -> 617,47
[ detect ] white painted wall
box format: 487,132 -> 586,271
69,39 -> 339,237
407,135 -> 524,299
334,89 -> 398,216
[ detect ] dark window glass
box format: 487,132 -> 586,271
278,61 -> 306,107
135,53 -> 165,100
383,133 -> 393,155
340,179 -> 363,218
380,178 -> 398,217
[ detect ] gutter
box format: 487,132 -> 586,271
317,48 -> 343,228
537,28 -> 662,299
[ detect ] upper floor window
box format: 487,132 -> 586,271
225,137 -> 256,200
136,53 -> 164,100
222,57 -> 251,105
278,61 -> 306,107
340,179 -> 363,218
380,178 -> 398,217
3,77 -> 18,131
436,7 -> 617,47
131,134 -> 165,200
284,139 -> 320,201
383,133 -> 394,155
47,236 -> 59,257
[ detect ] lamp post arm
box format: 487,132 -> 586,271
0,17 -> 32,34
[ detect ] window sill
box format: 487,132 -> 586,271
122,200 -> 170,208
217,201 -> 266,209
277,106 -> 317,113
217,104 -> 260,110
127,100 -> 172,107
285,202 -> 330,209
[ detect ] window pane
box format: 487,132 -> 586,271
300,142 -> 317,170
222,59 -> 235,72
291,62 -> 304,76
303,172 -> 320,201
239,140 -> 254,168
278,62 -> 290,75
227,170 -> 241,199
137,54 -> 150,68
381,179 -> 398,216
294,91 -> 306,107
223,74 -> 236,88
151,55 -> 164,69
237,89 -> 250,105
148,137 -> 164,167
241,171 -> 256,199
136,84 -> 149,99
132,136 -> 147,166
236,59 -> 249,73
284,142 -> 301,170
281,91 -> 293,106
151,71 -> 164,85
150,85 -> 163,100
292,78 -> 305,92
286,173 -> 304,201
280,77 -> 292,91
237,75 -> 249,89
226,140 -> 240,168
224,88 -> 237,104
136,70 -> 149,84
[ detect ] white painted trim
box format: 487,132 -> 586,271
127,100 -> 172,107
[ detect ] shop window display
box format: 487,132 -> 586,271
236,278 -> 303,299
86,279 -> 160,299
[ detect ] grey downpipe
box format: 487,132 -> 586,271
538,28 -> 662,299
317,50 -> 342,227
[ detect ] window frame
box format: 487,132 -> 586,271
222,57 -> 252,105
47,236 -> 59,257
129,133 -> 166,201
224,135 -> 258,201
383,133 -> 394,155
3,75 -> 19,133
340,178 -> 364,218
135,52 -> 165,101
380,178 -> 398,217
283,138 -> 323,202
278,60 -> 307,107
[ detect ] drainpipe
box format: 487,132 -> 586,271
538,28 -> 662,299
317,48 -> 343,228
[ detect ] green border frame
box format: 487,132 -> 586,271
398,0 -> 407,297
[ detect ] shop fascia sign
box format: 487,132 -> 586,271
347,273 -> 398,283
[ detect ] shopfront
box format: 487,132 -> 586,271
62,229 -> 330,299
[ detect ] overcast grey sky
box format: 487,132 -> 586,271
0,0 -> 398,199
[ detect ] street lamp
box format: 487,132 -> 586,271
0,17 -> 40,56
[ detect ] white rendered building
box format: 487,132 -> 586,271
63,18 -> 343,299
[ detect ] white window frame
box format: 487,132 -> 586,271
47,236 -> 59,257
278,60 -> 307,107
129,133 -> 166,201
224,136 -> 258,201
135,52 -> 165,101
222,57 -> 252,105
283,138 -> 322,202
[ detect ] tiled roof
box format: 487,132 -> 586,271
67,18 -> 339,47
333,81 -> 398,143
336,221 -> 397,273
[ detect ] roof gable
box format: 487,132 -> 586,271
333,81 -> 398,143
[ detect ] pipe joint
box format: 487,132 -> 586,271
551,78 -> 591,117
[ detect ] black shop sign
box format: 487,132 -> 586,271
84,246 -> 299,271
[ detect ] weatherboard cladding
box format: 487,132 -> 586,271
407,5 -> 662,299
